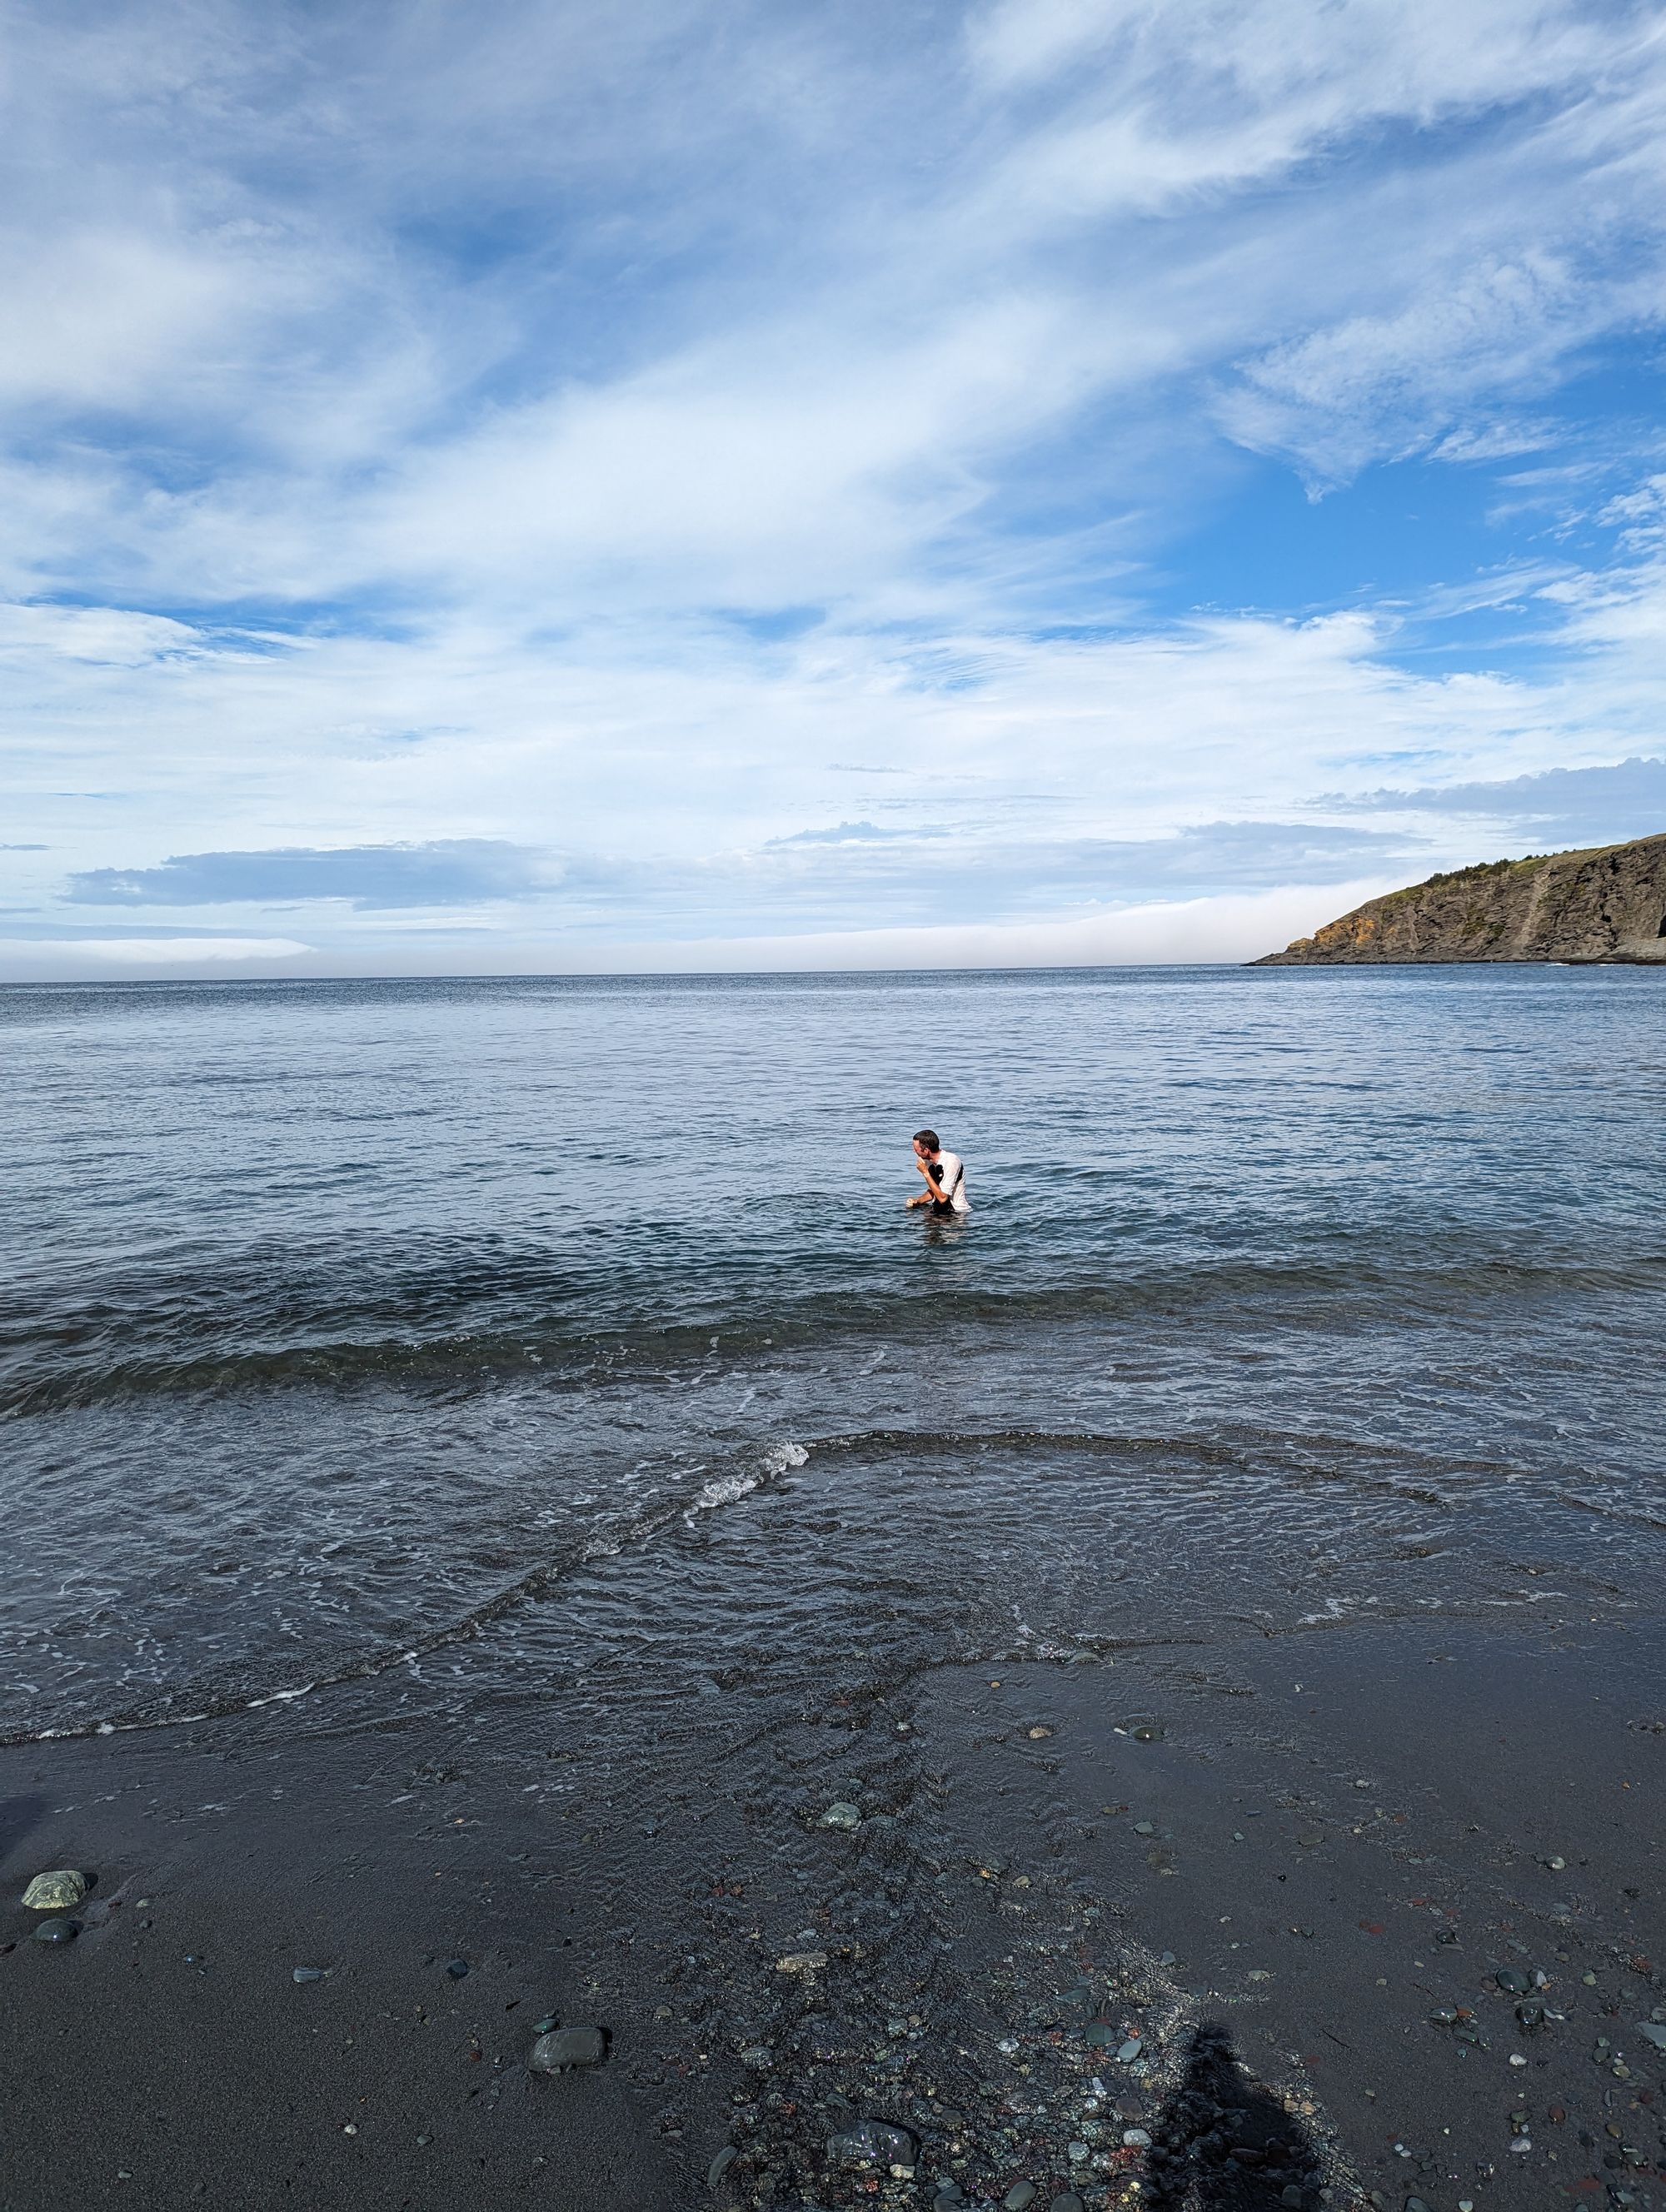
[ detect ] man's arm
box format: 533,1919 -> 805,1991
906,1154 -> 943,1206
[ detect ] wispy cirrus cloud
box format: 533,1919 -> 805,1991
2,0 -> 1665,976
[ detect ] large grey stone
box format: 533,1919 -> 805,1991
530,2024 -> 606,2072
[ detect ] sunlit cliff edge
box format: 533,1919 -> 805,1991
1254,831 -> 1666,965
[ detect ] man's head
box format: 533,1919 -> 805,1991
912,1128 -> 940,1158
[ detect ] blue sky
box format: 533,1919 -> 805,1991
2,0 -> 1665,977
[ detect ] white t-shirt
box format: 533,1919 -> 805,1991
930,1149 -> 971,1215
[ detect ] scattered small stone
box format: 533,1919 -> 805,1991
1027,1726 -> 1053,1739
935,2185 -> 965,2207
22,1870 -> 87,1911
1132,1724 -> 1163,1741
1638,2024 -> 1666,2050
1003,2184 -> 1037,2212
1085,2024 -> 1116,2048
819,1801 -> 861,1831
827,2121 -> 916,2175
33,1918 -> 78,1945
445,1958 -> 469,1980
738,2044 -> 772,2067
707,2145 -> 739,2190
1067,2140 -> 1089,2161
1117,2036 -> 1143,2063
1133,1821 -> 1156,1836
776,1950 -> 828,1975
292,1966 -> 325,1984
531,2014 -> 558,2034
1404,2199 -> 1434,2212
1122,2127 -> 1152,2148
1495,1969 -> 1532,1995
529,2025 -> 606,2072
1050,2196 -> 1085,2212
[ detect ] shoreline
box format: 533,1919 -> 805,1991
7,1613 -> 1662,2210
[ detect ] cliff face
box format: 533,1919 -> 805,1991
1256,831 -> 1666,965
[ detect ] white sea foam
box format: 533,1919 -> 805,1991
687,1440 -> 810,1520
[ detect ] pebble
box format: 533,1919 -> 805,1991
1405,2199 -> 1434,2212
22,1870 -> 87,1911
1003,2185 -> 1037,2212
1133,1821 -> 1156,1836
1132,1724 -> 1164,1742
1638,2024 -> 1666,2050
1050,2198 -> 1085,2212
818,1801 -> 861,1831
292,1966 -> 325,1984
33,1918 -> 78,1945
445,1958 -> 468,1980
1117,2036 -> 1143,2063
776,1950 -> 828,1974
827,2122 -> 916,2174
935,2186 -> 965,2207
738,2044 -> 772,2067
1495,1969 -> 1532,1994
707,2145 -> 739,2190
1122,2128 -> 1152,2148
1085,2025 -> 1116,2048
529,2025 -> 606,2073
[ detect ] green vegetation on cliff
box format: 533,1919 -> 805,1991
1256,831 -> 1666,965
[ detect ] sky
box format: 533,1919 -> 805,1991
2,0 -> 1666,979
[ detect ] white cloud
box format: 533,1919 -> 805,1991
0,936 -> 312,978
0,2 -> 1664,964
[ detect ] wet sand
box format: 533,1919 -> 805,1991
5,1613 -> 1663,2211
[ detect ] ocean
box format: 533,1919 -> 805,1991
4,964 -> 1662,1751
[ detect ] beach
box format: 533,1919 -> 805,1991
7,1613 -> 1663,2210
3,968 -> 1664,2210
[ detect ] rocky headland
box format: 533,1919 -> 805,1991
1257,830 -> 1666,965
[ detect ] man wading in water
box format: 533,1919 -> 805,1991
905,1128 -> 971,1217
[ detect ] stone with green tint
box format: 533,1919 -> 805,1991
22,1869 -> 86,1911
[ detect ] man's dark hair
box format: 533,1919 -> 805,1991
913,1128 -> 940,1151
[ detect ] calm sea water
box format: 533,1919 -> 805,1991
2,966 -> 1662,1745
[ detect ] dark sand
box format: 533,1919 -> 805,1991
4,1616 -> 1664,2211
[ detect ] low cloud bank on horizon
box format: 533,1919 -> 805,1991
3,0 -> 1666,979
